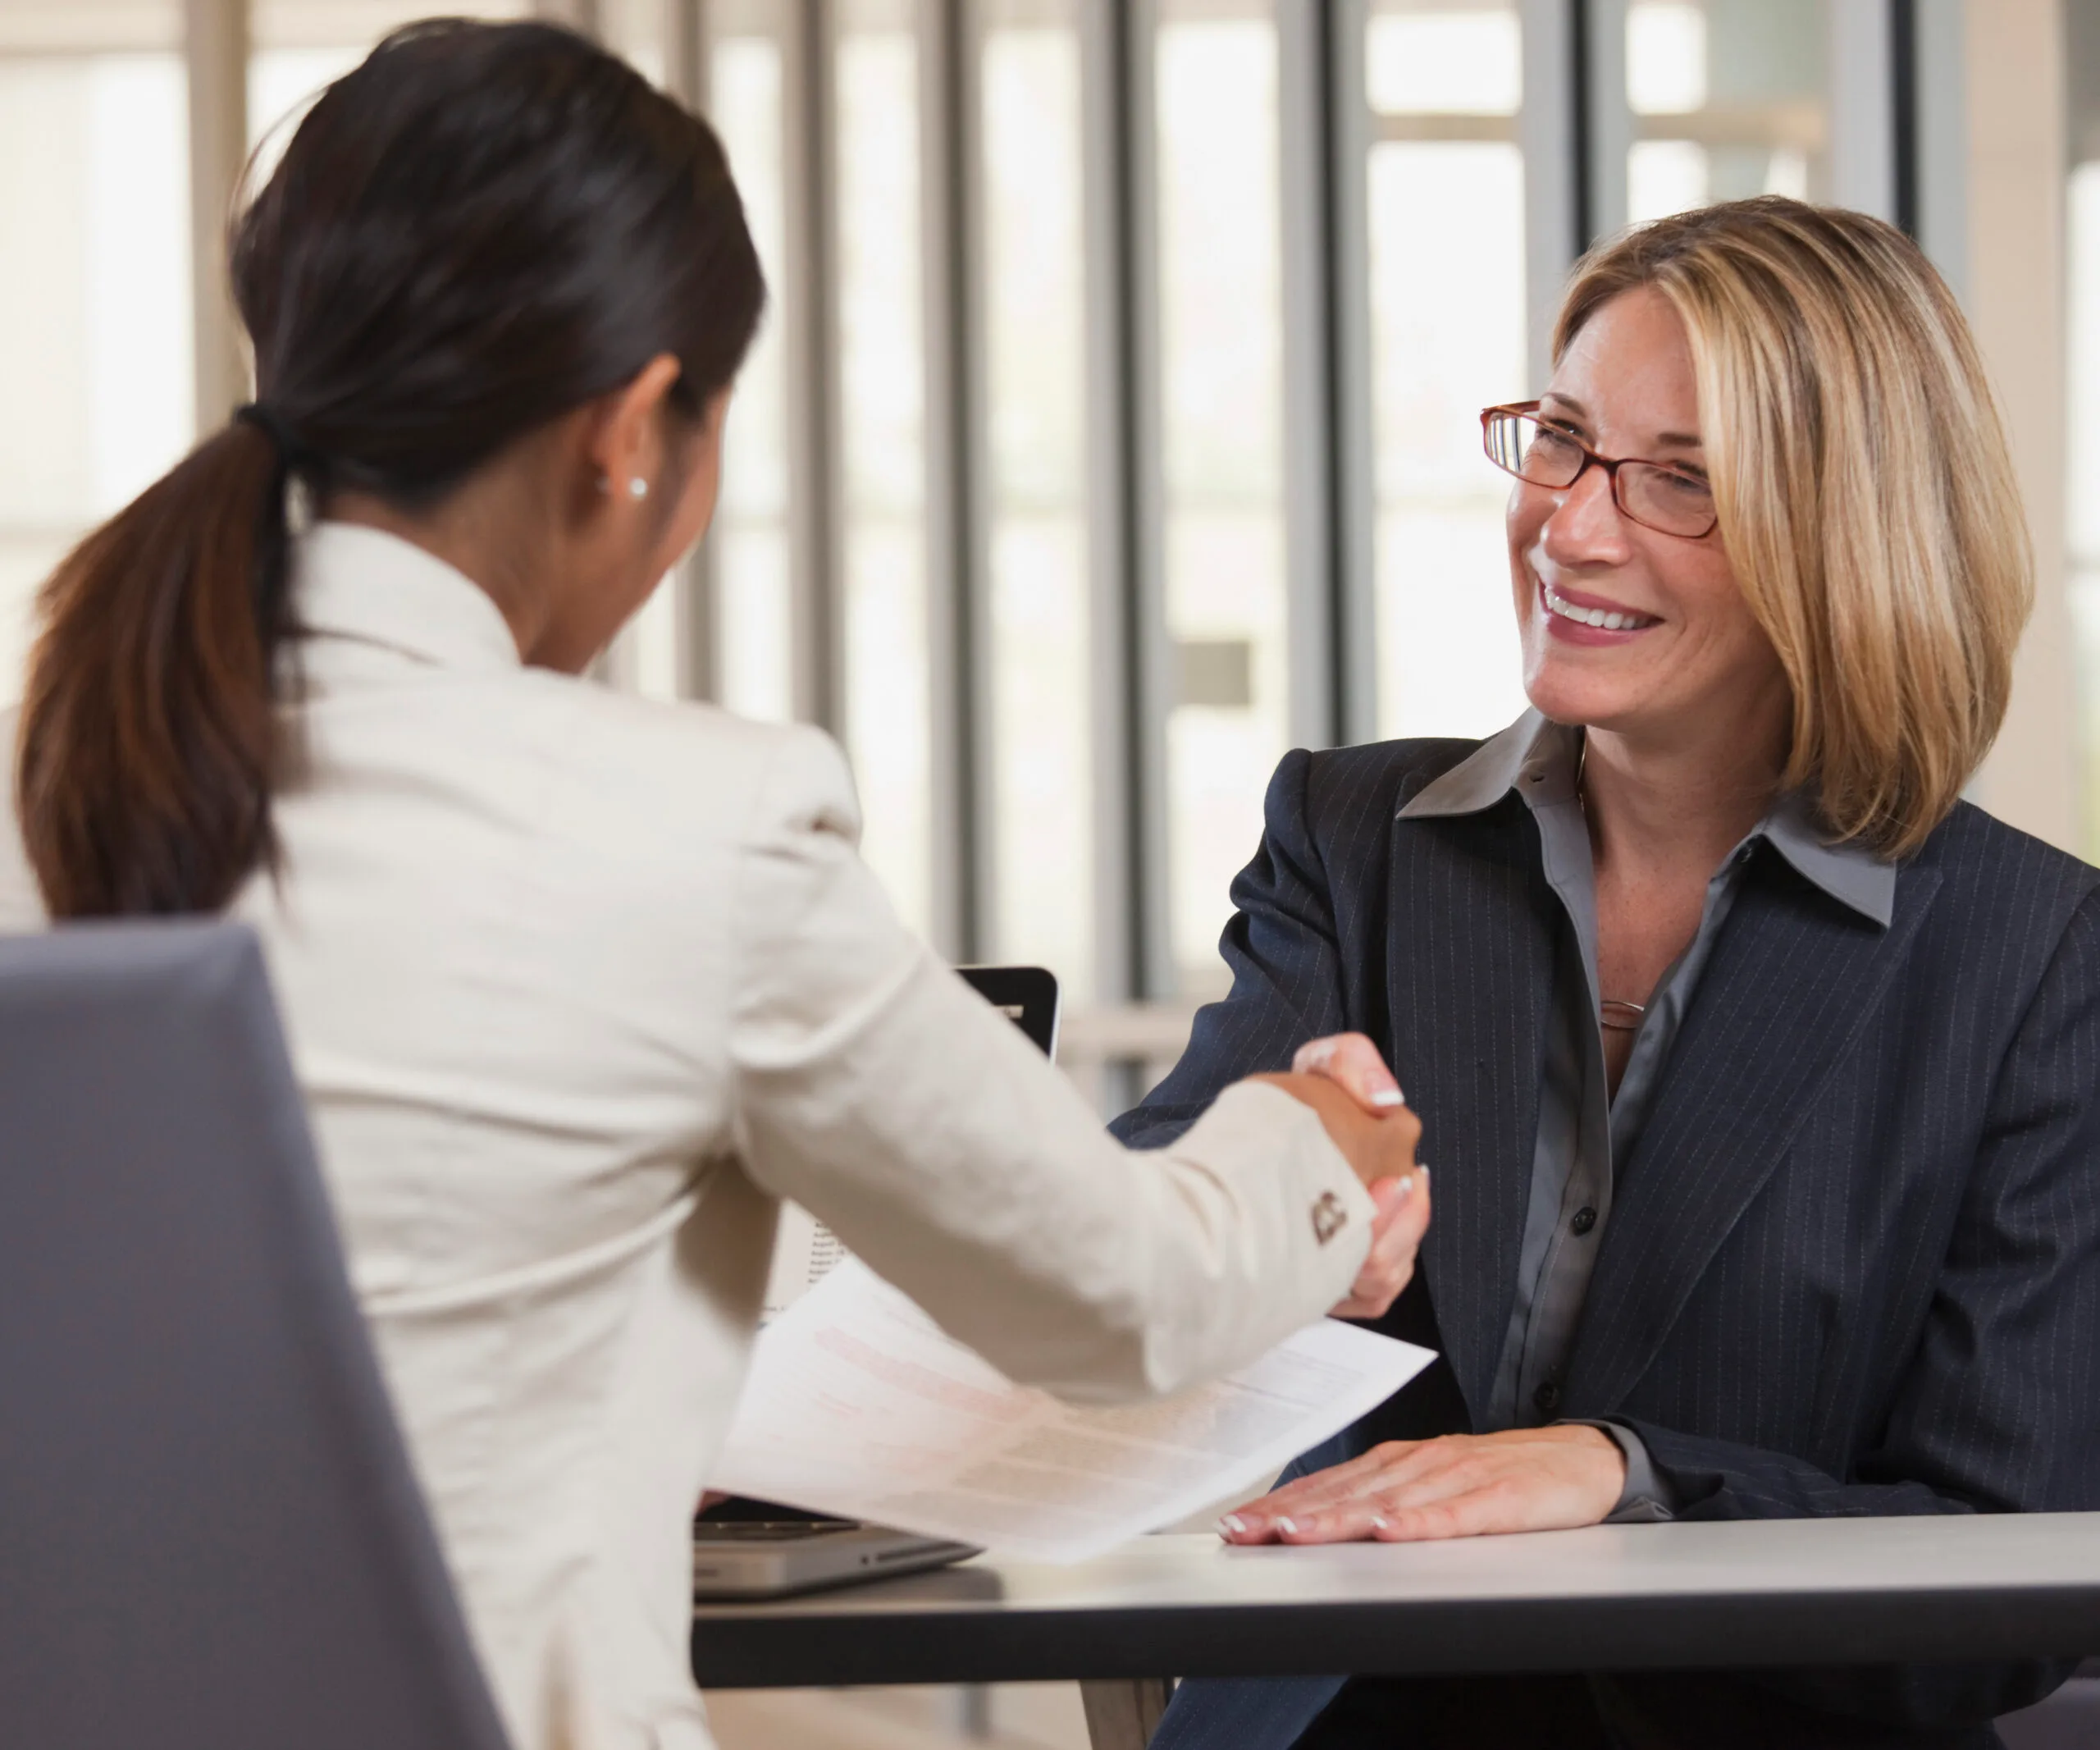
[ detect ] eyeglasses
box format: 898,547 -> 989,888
1479,402 -> 1719,540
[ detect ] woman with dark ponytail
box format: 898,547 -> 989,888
0,21 -> 1427,1749
20,16 -> 765,921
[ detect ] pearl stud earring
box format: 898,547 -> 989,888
628,477 -> 649,500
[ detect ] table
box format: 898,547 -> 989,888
694,1516 -> 2100,1748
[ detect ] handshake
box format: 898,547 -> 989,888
1252,1033 -> 1431,1325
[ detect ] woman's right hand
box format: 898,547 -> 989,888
1247,1032 -> 1427,1318
1250,1031 -> 1421,1186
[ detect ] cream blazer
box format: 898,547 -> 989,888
0,523 -> 1375,1750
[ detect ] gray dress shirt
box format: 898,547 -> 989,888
1399,711 -> 1895,1516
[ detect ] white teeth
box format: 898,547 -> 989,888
1543,583 -> 1651,633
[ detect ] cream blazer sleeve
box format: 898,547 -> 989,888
726,724 -> 1378,1403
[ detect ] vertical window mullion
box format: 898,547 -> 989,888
1908,0 -> 1966,298
789,0 -> 842,734
1075,0 -> 1143,1017
919,0 -> 980,962
1277,0 -> 1340,755
1582,0 -> 1631,240
1120,0 -> 1175,1003
1888,0 -> 1920,238
1326,0 -> 1381,750
666,0 -> 714,702
1521,0 -> 1586,377
1829,0 -> 1897,219
185,0 -> 249,432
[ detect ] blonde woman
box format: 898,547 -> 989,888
1127,198 -> 2100,1748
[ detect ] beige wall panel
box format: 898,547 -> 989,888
1963,0 -> 2076,852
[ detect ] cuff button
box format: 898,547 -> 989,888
1311,1191 -> 1347,1245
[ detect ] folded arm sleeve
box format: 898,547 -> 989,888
1559,1420 -> 1675,1523
1113,749 -> 1355,1152
724,727 -> 1376,1404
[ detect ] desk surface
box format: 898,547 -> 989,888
693,1515 -> 2100,1688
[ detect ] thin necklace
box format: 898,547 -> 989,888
1577,733 -> 1647,1034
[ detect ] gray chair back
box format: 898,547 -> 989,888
0,921 -> 511,1750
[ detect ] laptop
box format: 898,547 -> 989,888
692,963 -> 1060,1601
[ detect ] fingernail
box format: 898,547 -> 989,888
1276,1517 -> 1299,1535
1370,1087 -> 1406,1108
1416,1165 -> 1430,1185
1219,1515 -> 1247,1536
1370,1515 -> 1391,1533
1394,1173 -> 1416,1199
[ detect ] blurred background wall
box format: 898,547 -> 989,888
0,2 -> 2088,1741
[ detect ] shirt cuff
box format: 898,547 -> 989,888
1560,1419 -> 1675,1522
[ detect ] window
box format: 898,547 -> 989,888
0,0 -> 1923,1035
707,7 -> 797,724
835,0 -> 936,936
979,0 -> 1098,998
1153,0 -> 1288,992
1622,0 -> 1831,223
1363,0 -> 1532,744
0,2 -> 190,708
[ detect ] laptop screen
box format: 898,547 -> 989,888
954,965 -> 1058,1059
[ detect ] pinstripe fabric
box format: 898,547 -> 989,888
1116,739 -> 2100,1750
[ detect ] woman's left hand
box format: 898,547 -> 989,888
1217,1425 -> 1625,1544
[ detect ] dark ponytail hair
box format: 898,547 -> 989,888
18,19 -> 765,918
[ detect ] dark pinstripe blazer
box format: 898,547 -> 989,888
1115,738 -> 2100,1749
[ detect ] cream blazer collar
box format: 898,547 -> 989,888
294,521 -> 523,676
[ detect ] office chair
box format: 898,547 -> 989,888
2000,1662 -> 2100,1748
0,921 -> 511,1750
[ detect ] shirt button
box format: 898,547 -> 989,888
1533,1381 -> 1562,1414
1570,1206 -> 1598,1236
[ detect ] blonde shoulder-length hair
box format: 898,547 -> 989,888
1554,196 -> 2030,860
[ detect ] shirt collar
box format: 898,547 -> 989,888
293,521 -> 523,674
1399,708 -> 1895,929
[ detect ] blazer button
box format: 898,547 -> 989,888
1570,1206 -> 1597,1236
1533,1380 -> 1561,1414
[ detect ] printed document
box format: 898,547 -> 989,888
711,1258 -> 1436,1562
762,1203 -> 846,1318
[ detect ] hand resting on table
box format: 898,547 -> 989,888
1219,1424 -> 1627,1545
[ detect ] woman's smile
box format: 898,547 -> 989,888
1536,575 -> 1663,642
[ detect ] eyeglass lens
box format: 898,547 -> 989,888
1485,410 -> 1714,537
